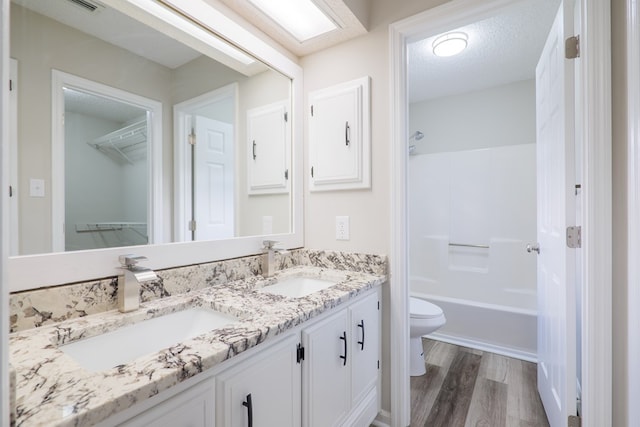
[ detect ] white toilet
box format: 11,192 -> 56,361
409,297 -> 446,376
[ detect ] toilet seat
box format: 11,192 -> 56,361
410,297 -> 443,319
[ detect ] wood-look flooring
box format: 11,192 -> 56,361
410,339 -> 550,427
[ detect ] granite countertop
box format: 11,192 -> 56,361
9,266 -> 385,427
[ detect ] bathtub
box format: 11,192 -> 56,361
411,280 -> 537,362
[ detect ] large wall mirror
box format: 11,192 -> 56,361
7,0 -> 303,291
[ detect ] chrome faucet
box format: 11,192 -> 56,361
118,255 -> 157,313
262,240 -> 285,278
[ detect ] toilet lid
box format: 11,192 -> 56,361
410,297 -> 443,319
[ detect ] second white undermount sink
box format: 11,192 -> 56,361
258,276 -> 338,298
60,307 -> 239,372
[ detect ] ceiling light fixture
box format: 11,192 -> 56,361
432,32 -> 468,57
247,0 -> 338,42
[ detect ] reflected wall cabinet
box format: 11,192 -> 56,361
308,76 -> 371,192
247,101 -> 290,195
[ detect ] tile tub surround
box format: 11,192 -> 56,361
9,249 -> 387,333
9,262 -> 386,426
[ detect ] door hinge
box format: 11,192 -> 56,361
311,166 -> 314,178
566,226 -> 582,248
188,129 -> 196,145
568,415 -> 581,427
188,220 -> 196,231
284,112 -> 288,122
311,105 -> 314,117
297,343 -> 305,363
565,35 -> 580,59
284,169 -> 289,180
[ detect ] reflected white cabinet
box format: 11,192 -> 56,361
302,289 -> 380,427
308,76 -> 371,192
247,100 -> 290,195
216,333 -> 301,427
118,378 -> 215,427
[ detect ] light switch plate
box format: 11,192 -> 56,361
336,216 -> 350,240
29,178 -> 45,198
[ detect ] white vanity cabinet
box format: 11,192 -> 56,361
117,378 -> 215,427
216,333 -> 301,427
302,289 -> 381,427
106,288 -> 381,427
308,76 -> 371,192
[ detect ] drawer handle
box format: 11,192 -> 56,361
242,393 -> 253,427
339,331 -> 347,366
357,320 -> 365,351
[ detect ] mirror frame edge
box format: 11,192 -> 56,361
6,0 -> 304,293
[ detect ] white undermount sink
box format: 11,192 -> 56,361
60,307 -> 239,372
258,276 -> 338,298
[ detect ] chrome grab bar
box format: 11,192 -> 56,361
448,243 -> 490,249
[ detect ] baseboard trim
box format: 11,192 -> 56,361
428,332 -> 537,363
372,409 -> 392,427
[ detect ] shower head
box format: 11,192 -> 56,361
410,131 -> 424,141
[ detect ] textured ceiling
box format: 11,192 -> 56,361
408,0 -> 561,103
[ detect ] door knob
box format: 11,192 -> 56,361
526,243 -> 540,254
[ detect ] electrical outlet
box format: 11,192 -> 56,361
336,216 -> 350,240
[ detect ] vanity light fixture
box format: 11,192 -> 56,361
247,0 -> 338,42
432,32 -> 468,57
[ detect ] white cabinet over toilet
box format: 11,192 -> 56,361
308,76 -> 371,192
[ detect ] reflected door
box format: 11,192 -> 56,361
193,116 -> 234,240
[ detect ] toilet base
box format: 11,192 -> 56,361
410,336 -> 426,376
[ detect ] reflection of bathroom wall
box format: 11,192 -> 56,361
12,4 -> 292,253
237,70 -> 291,237
11,4 -> 171,254
64,112 -> 147,251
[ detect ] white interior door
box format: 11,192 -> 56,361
194,116 -> 234,240
535,2 -> 577,426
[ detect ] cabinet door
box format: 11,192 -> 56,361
350,290 -> 380,406
118,378 -> 214,427
308,76 -> 371,191
247,101 -> 290,195
216,334 -> 300,427
302,309 -> 350,427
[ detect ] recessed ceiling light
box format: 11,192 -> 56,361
247,0 -> 338,42
432,32 -> 468,57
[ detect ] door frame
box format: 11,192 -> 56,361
627,0 -> 640,422
173,83 -> 237,242
389,0 -> 612,426
51,70 -> 164,251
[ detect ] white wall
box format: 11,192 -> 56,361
409,79 -> 536,154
